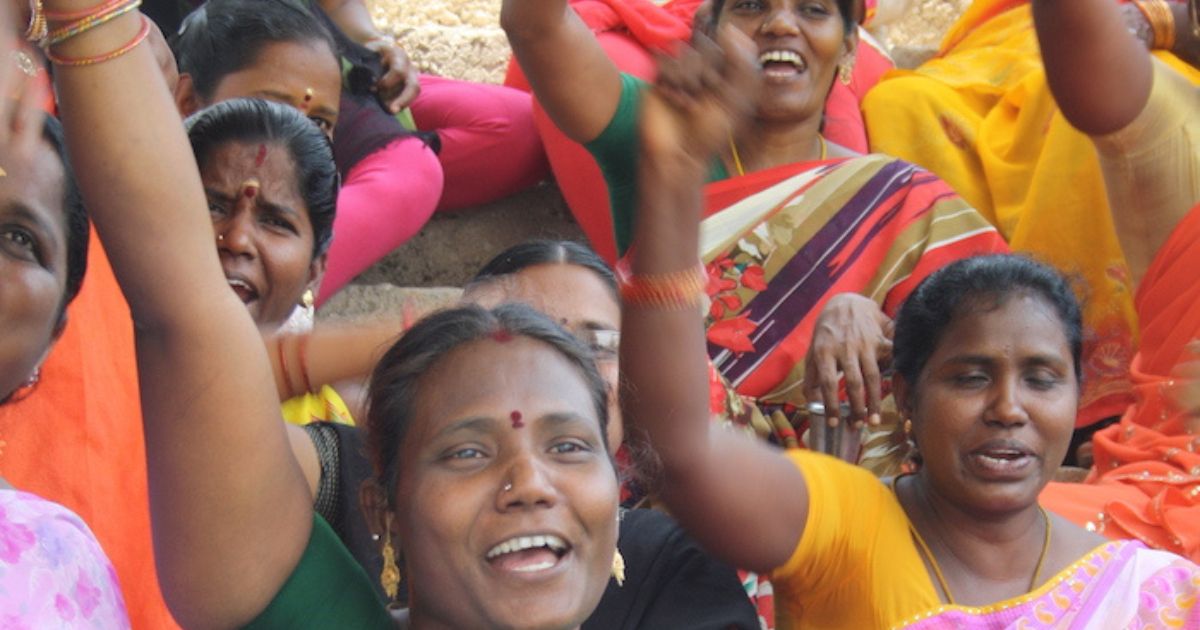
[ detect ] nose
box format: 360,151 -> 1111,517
760,6 -> 800,36
496,452 -> 558,512
985,376 -> 1029,427
215,208 -> 256,259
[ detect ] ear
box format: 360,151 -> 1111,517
175,73 -> 203,116
306,253 -> 327,304
841,25 -> 860,63
892,371 -> 914,419
359,479 -> 393,538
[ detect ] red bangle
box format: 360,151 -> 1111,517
45,13 -> 149,67
618,262 -> 708,309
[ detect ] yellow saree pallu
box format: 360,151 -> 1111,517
863,0 -> 1200,427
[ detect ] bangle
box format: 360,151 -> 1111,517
44,0 -> 140,47
45,13 -> 149,66
1133,0 -> 1176,50
298,334 -> 314,394
363,35 -> 396,49
618,262 -> 708,309
278,335 -> 296,398
43,0 -> 127,21
25,0 -> 47,45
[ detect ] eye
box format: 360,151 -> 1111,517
799,2 -> 831,17
445,446 -> 486,460
583,330 -> 620,362
549,438 -> 596,458
0,225 -> 41,263
262,213 -> 298,234
1025,370 -> 1063,391
207,200 -> 227,217
952,372 -> 990,388
308,116 -> 333,136
731,0 -> 764,12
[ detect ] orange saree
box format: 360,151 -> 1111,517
1042,204 -> 1200,562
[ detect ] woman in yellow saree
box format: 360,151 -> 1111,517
863,0 -> 1200,429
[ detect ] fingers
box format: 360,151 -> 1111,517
11,67 -> 46,158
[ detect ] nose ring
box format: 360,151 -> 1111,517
503,482 -> 513,492
217,233 -> 225,242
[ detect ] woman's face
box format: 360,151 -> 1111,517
201,141 -> 324,331
200,40 -> 341,137
394,336 -> 619,629
898,293 -> 1077,517
0,140 -> 69,400
715,0 -> 853,124
466,263 -> 623,450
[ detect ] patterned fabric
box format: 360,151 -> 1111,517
281,384 -> 355,426
899,541 -> 1200,629
0,490 -> 129,628
1041,204 -> 1200,562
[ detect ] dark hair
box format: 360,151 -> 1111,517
709,0 -> 856,35
172,0 -> 337,102
467,240 -> 617,299
185,98 -> 338,257
42,116 -> 89,319
893,254 -> 1084,390
365,304 -> 611,505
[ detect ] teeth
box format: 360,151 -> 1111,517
485,534 -> 567,560
227,278 -> 252,290
758,50 -> 804,68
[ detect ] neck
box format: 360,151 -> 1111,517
728,116 -> 825,174
901,473 -> 1049,604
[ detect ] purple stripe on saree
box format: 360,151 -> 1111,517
709,160 -> 923,386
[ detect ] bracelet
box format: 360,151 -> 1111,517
1132,0 -> 1176,50
45,13 -> 149,66
298,334 -> 314,394
44,0 -> 140,47
43,0 -> 125,22
25,0 -> 47,45
618,262 -> 708,309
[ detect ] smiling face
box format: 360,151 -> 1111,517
394,336 -> 619,629
715,0 -> 853,124
202,141 -> 324,331
203,40 -> 341,137
466,263 -> 623,450
0,140 -> 69,400
897,293 -> 1077,517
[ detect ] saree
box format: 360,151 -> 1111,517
281,384 -> 355,426
862,0 -> 1200,427
1041,204 -> 1200,563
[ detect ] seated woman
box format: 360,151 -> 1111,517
49,7 -> 624,628
503,0 -> 1007,439
1033,0 -> 1200,561
0,71 -> 128,625
616,31 -> 1200,625
501,0 -> 895,262
862,0 -> 1200,429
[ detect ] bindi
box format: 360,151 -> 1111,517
510,411 -> 524,429
254,144 -> 268,167
301,87 -> 314,110
241,178 -> 261,199
490,329 -> 514,343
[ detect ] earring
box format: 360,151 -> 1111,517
611,549 -> 626,587
838,58 -> 855,85
302,290 -> 315,321
379,514 -> 401,601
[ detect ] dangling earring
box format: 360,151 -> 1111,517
379,514 -> 401,602
611,549 -> 626,587
302,289 -> 315,321
838,57 -> 855,85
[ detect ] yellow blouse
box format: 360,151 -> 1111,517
280,384 -> 355,426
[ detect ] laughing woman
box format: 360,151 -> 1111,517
49,4 -> 623,629
616,28 -> 1200,627
503,0 -> 1007,444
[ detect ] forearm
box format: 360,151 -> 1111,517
1032,0 -> 1153,134
268,317 -> 406,401
317,0 -> 385,45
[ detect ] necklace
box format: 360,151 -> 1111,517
893,477 -> 1052,605
727,132 -> 826,177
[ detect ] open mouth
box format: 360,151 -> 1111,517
759,49 -> 807,79
226,277 -> 259,305
967,440 -> 1038,480
485,534 -> 570,574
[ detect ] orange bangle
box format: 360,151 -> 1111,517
1133,0 -> 1176,50
618,262 -> 708,309
44,0 -> 140,47
43,0 -> 125,22
45,13 -> 148,67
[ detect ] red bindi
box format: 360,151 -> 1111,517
510,411 -> 524,429
254,144 -> 268,167
491,329 -> 513,343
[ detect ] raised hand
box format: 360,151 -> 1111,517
802,293 -> 894,429
366,36 -> 420,113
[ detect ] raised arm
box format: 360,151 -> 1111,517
619,29 -> 808,573
50,7 -> 313,627
500,0 -> 623,143
316,0 -> 419,112
1032,0 -> 1154,135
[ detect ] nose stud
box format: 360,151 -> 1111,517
503,483 -> 513,493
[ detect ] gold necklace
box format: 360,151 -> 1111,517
727,132 -> 827,177
893,478 -> 1052,605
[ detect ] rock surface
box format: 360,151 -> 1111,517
323,0 -> 973,319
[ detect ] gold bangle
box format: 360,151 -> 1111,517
45,13 -> 149,67
25,0 -> 47,45
1134,0 -> 1176,50
618,262 -> 709,309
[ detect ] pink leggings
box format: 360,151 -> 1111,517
319,75 -> 549,303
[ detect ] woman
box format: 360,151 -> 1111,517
50,5 -> 623,628
862,0 -> 1200,429
0,56 -> 128,625
1032,0 -> 1200,560
503,0 -> 1008,435
617,29 -> 1200,626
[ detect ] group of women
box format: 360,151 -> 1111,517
0,0 -> 1197,628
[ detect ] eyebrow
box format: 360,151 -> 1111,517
435,411 -> 595,438
945,354 -> 1068,368
205,187 -> 301,222
255,89 -> 338,120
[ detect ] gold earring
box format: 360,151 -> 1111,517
302,289 -> 315,320
838,59 -> 854,85
903,418 -> 913,436
380,514 -> 401,601
611,549 -> 626,587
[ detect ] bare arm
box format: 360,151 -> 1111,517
1032,0 -> 1154,135
51,9 -> 313,628
501,0 -> 623,143
620,29 -> 808,573
265,317 -> 405,402
316,0 -> 419,112
316,0 -> 381,43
